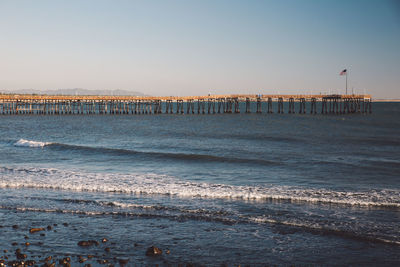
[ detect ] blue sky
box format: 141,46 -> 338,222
0,0 -> 399,98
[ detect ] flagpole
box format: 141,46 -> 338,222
346,71 -> 348,95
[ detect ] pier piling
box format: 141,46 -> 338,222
0,94 -> 371,116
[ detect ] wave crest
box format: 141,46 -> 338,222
14,139 -> 53,148
0,166 -> 399,208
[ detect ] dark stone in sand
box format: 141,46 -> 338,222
15,249 -> 27,260
59,257 -> 71,267
17,253 -> 27,260
118,258 -> 129,266
6,260 -> 25,267
78,240 -> 100,247
78,256 -> 87,263
42,262 -> 56,267
146,246 -> 162,256
12,225 -> 19,229
29,227 -> 45,234
101,238 -> 108,243
104,247 -> 110,252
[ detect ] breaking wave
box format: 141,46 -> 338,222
0,166 -> 399,208
14,139 -> 53,148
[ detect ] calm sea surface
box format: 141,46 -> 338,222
0,102 -> 399,266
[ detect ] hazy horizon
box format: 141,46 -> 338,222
1,0 -> 399,98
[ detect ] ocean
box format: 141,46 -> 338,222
0,102 -> 399,266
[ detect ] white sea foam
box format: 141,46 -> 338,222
14,139 -> 52,148
0,166 -> 399,208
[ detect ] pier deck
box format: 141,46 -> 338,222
0,94 -> 372,115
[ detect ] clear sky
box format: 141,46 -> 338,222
0,0 -> 399,98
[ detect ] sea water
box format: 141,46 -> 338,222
0,102 -> 399,266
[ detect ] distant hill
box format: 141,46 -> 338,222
0,88 -> 146,96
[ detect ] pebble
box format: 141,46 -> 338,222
26,260 -> 36,266
78,256 -> 87,263
118,258 -> 129,266
16,253 -> 27,260
77,240 -> 99,247
29,227 -> 45,234
146,246 -> 162,256
97,259 -> 108,264
42,262 -> 56,267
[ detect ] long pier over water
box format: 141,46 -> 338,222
0,94 -> 372,115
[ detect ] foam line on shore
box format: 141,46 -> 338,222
1,166 -> 399,208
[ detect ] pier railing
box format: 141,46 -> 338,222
0,94 -> 372,115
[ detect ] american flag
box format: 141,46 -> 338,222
340,69 -> 347,75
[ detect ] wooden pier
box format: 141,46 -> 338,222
0,94 -> 372,115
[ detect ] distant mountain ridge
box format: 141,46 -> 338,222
1,88 -> 145,96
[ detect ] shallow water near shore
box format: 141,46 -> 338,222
0,102 -> 399,266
